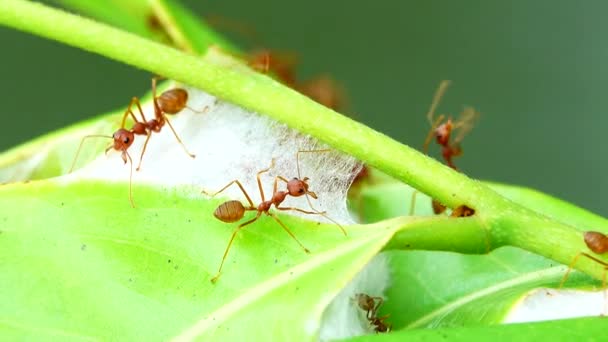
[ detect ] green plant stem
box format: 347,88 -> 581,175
0,0 -> 501,212
1,0 -> 607,281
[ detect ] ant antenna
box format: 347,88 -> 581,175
70,134 -> 113,173
295,149 -> 347,235
422,80 -> 451,154
124,151 -> 135,208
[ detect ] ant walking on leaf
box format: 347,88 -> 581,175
203,150 -> 345,283
70,77 -> 205,207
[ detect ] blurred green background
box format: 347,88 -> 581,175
0,1 -> 605,216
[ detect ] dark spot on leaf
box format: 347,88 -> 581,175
174,265 -> 179,270
81,244 -> 86,251
168,259 -> 172,263
129,278 -> 133,282
274,259 -> 278,264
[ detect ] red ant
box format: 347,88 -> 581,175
296,76 -> 346,112
450,205 -> 475,218
354,293 -> 391,333
248,49 -> 298,87
559,231 -> 608,314
248,50 -> 348,112
203,152 -> 345,283
70,77 -> 202,207
560,231 -> 608,287
422,80 -> 479,171
410,81 -> 479,216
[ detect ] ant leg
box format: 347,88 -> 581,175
121,97 -> 147,128
211,212 -> 261,283
162,114 -> 196,158
559,252 -> 608,288
276,206 -> 347,236
152,76 -> 165,99
202,180 -> 255,208
136,131 -> 152,171
130,96 -> 148,122
267,212 -> 310,253
273,175 -> 291,195
277,206 -> 324,215
256,159 -> 276,202
559,253 -> 583,289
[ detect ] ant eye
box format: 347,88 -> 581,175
299,189 -> 304,194
123,137 -> 130,143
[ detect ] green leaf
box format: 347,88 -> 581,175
352,171 -> 602,330
383,249 -> 594,329
0,179 -> 400,339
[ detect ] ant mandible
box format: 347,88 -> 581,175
70,76 -> 203,207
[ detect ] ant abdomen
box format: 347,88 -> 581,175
584,231 -> 608,254
157,88 -> 188,114
214,200 -> 246,223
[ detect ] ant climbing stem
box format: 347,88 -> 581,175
559,231 -> 608,313
421,80 -> 479,170
410,81 -> 479,216
422,80 -> 451,155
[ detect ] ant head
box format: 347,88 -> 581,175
157,88 -> 188,114
286,177 -> 317,198
434,119 -> 453,146
112,128 -> 135,152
